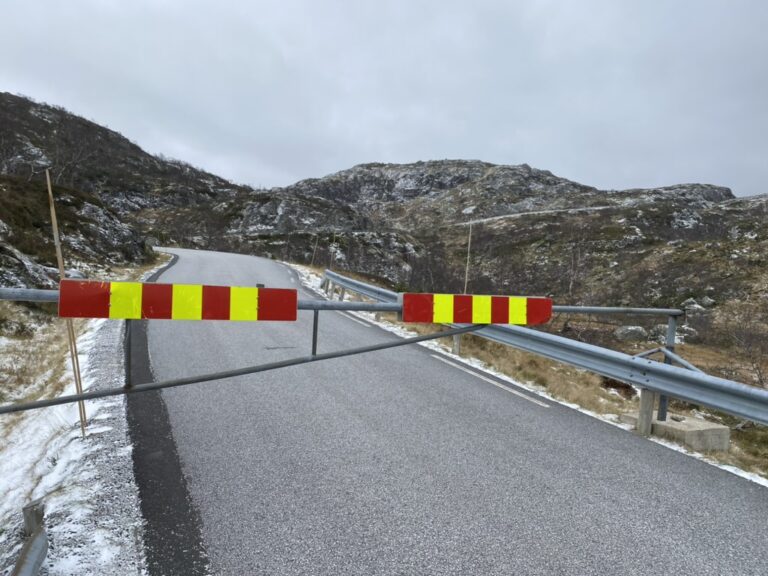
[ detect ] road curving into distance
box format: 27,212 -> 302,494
140,247 -> 768,576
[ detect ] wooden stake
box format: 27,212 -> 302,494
46,170 -> 87,437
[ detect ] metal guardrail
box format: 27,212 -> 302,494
11,500 -> 47,576
323,270 -> 768,426
324,270 -> 399,302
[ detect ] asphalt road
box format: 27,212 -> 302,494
147,248 -> 768,576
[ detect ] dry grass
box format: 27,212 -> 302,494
0,252 -> 171,439
0,302 -> 86,440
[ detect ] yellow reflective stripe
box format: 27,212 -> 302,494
109,282 -> 142,319
509,297 -> 527,324
433,294 -> 454,323
172,284 -> 203,320
472,295 -> 492,324
230,287 -> 259,321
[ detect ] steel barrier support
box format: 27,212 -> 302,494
452,334 -> 461,355
658,315 -> 678,421
637,388 -> 656,436
11,499 -> 47,576
311,310 -> 319,357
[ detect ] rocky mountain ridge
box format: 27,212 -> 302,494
1,93 -> 765,322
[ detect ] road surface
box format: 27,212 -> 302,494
145,248 -> 768,575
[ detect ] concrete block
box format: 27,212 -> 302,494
652,417 -> 730,452
620,413 -> 730,452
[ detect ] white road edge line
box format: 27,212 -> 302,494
431,354 -> 550,408
338,312 -> 371,328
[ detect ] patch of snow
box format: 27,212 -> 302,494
650,438 -> 768,489
462,205 -> 476,215
1,257 -> 172,574
0,319 -> 147,575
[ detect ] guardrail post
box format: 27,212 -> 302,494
12,499 -> 48,576
452,334 -> 461,355
637,388 -> 655,436
338,287 -> 346,301
658,315 -> 677,421
22,500 -> 44,537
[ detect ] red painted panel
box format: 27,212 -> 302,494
453,294 -> 473,323
402,293 -> 434,323
257,288 -> 297,321
202,285 -> 231,320
491,296 -> 509,324
526,297 -> 553,325
141,283 -> 173,319
59,279 -> 111,318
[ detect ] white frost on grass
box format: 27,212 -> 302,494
1,319 -> 147,575
0,256 -> 173,574
284,262 -> 767,490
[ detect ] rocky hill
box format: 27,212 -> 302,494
1,92 -> 766,325
225,161 -> 766,309
0,92 -> 252,286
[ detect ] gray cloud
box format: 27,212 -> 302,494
2,0 -> 766,195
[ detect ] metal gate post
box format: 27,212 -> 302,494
658,315 -> 677,421
311,310 -> 319,357
124,320 -> 132,388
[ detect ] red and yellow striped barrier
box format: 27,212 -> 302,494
402,293 -> 552,325
58,279 -> 297,321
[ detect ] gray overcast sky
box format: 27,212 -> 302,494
2,1 -> 767,196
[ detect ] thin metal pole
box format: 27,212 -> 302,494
46,170 -> 87,436
658,315 -> 677,421
0,324 -> 484,416
463,222 -> 472,294
311,310 -> 319,357
125,320 -> 132,388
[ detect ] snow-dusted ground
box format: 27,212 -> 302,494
0,318 -> 146,576
287,263 -> 768,490
0,257 -> 177,575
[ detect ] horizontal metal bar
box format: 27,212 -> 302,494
1,286 -> 685,319
661,348 -> 705,373
0,287 -> 59,303
0,324 -> 482,416
0,287 -> 400,314
553,305 -> 684,317
634,347 -> 663,359
324,270 -> 399,302
321,275 -> 684,317
298,300 -> 400,312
